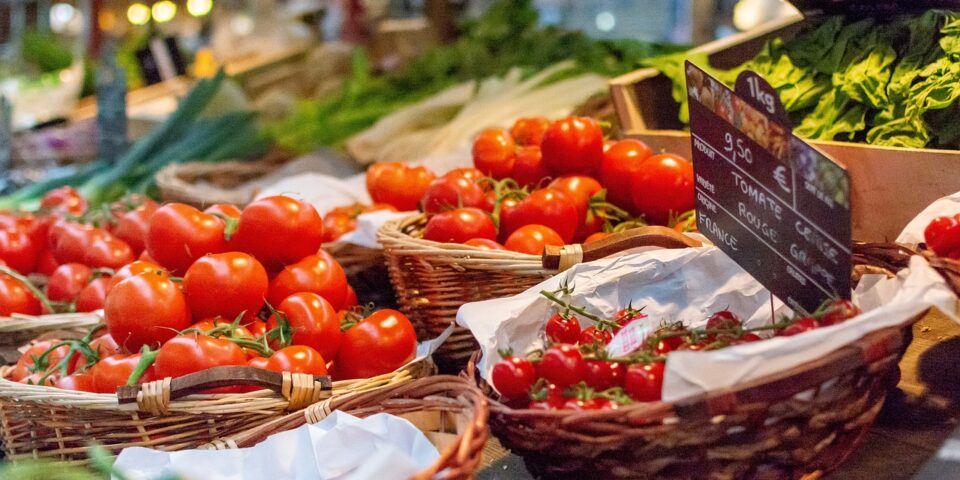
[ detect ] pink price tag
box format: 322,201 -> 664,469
605,320 -> 653,358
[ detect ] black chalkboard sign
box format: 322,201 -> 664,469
685,61 -> 852,314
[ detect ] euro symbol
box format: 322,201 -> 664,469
773,165 -> 791,193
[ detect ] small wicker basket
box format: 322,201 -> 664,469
154,152 -> 293,208
212,375 -> 495,480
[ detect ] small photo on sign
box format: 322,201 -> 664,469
790,137 -> 850,209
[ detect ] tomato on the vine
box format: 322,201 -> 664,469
545,313 -> 580,344
76,277 -> 112,312
579,326 -> 612,346
504,224 -> 564,255
55,372 -> 97,392
423,207 -> 497,244
538,344 -> 586,388
335,309 -> 416,380
500,188 -> 579,244
265,345 -> 328,375
540,117 -> 603,176
705,311 -> 741,330
267,250 -> 348,310
233,196 -> 324,271
70,333 -> 121,373
819,299 -> 860,326
528,382 -> 564,410
624,361 -> 664,402
366,162 -> 436,211
491,355 -> 536,399
584,360 -> 624,391
511,146 -> 549,188
0,227 -> 39,274
924,215 -> 960,258
510,117 -> 550,146
422,175 -> 488,216
464,238 -> 505,250
183,252 -> 268,323
47,263 -> 92,303
472,128 -> 516,180
154,334 -> 247,392
776,317 -> 819,337
631,154 -> 695,225
104,273 -> 192,351
267,292 -> 342,360
40,187 -> 87,216
113,199 -> 158,255
36,249 -> 59,276
109,260 -> 167,289
146,203 -> 227,274
601,139 -> 652,212
204,204 -> 242,219
89,353 -> 154,393
0,274 -> 41,316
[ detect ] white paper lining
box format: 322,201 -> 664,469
897,190 -> 960,247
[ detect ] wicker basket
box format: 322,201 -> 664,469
210,375 -> 496,480
0,312 -> 100,350
155,151 -> 293,208
0,357 -> 433,463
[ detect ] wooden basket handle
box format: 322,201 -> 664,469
542,226 -> 702,271
116,366 -> 332,413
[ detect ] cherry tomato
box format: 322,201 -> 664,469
16,339 -> 69,373
154,334 -> 247,392
109,260 -> 168,290
335,309 -> 416,380
183,252 -> 268,323
267,292 -> 342,360
89,353 -> 154,393
601,139 -> 652,212
631,154 -> 695,225
366,162 -> 436,211
500,188 -> 579,243
247,319 -> 267,338
70,333 -> 121,373
36,249 -> 59,276
423,207 -> 497,244
472,128 -> 516,180
444,167 -> 486,184
464,238 -> 505,250
76,277 -> 112,312
504,224 -> 564,255
614,306 -> 646,329
113,199 -> 158,255
545,313 -> 580,344
538,344 -> 586,388
204,204 -> 242,218
924,215 -> 960,258
584,232 -> 611,244
267,251 -> 348,310
104,273 -> 192,351
263,345 -> 329,376
732,332 -> 764,344
548,176 -> 603,220
579,326 -> 612,346
584,360 -> 624,391
233,196 -> 324,271
0,227 -> 39,274
527,383 -> 564,410
512,146 -> 549,188
0,274 -> 42,316
541,117 -> 603,176
322,209 -> 356,243
777,317 -> 819,337
40,186 -> 87,215
491,355 -> 536,399
55,372 -> 97,392
650,326 -> 686,355
510,117 -> 550,146
46,263 -> 92,302
422,175 -> 488,216
562,397 -> 608,411
819,299 -> 861,326
624,361 -> 664,402
146,204 -> 227,274
706,311 -> 741,330
247,356 -> 271,369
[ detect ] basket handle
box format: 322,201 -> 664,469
542,226 -> 702,271
116,366 -> 332,413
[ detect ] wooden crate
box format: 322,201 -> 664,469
609,14 -> 960,242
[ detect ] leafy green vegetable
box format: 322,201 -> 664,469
20,28 -> 74,73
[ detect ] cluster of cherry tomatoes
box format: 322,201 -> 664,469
1,187 -> 417,392
924,213 -> 960,259
491,293 -> 861,410
359,116 -> 697,255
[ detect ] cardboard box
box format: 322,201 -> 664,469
610,13 -> 960,242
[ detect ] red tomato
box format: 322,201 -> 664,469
624,361 -> 664,402
183,252 -> 268,323
0,227 -> 39,274
562,397 -> 609,411
732,332 -> 764,344
335,309 -> 416,380
55,372 -> 97,392
584,360 -> 624,390
16,339 -> 69,373
104,273 -> 192,351
579,326 -> 612,346
76,277 -> 112,312
602,139 -> 652,211
188,319 -> 253,339
70,333 -> 121,373
504,224 -> 564,255
512,146 -> 549,188
322,209 -> 356,243
343,285 -> 358,309
233,196 -> 324,271
267,251 -> 348,310
464,238 -> 505,250
109,260 -> 168,290
491,355 -> 537,399
584,232 -> 610,244
267,292 -> 342,360
146,203 -> 227,274
541,117 -> 603,176
0,274 -> 42,316
705,311 -> 741,330
36,249 -> 59,276
819,299 -> 861,326
89,353 -> 154,393
46,263 -> 93,302
423,207 -> 497,244
266,345 -> 328,375
113,199 -> 158,255
538,344 -> 586,388
500,188 -> 579,243
154,334 -> 247,390
777,317 -> 819,336
545,313 -> 580,344
366,162 -> 436,211
472,128 -> 516,180
614,306 -> 647,329
527,383 -> 564,410
548,176 -> 603,218
40,186 -> 87,215
204,204 -> 242,218
631,154 -> 695,225
422,176 -> 487,216
49,222 -> 134,270
510,117 -> 550,146
444,167 -> 487,183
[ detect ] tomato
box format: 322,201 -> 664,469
204,204 -> 242,219
472,128 -> 516,180
423,208 -> 497,244
90,353 -> 155,393
510,117 -> 550,146
444,167 -> 487,183
267,251 -> 348,310
0,274 -> 42,316
188,319 -> 253,339
233,196 -> 324,271
776,317 -> 819,337
266,345 -> 328,375
75,277 -> 112,312
464,238 -> 505,250
0,226 -> 39,274
548,176 -> 602,218
538,344 -> 585,388
267,292 -> 342,360
624,361 -> 664,402
335,309 -> 416,380
631,154 -> 695,225
562,397 -> 609,411
500,188 -> 579,243
584,232 -> 610,244
614,306 -> 646,329
504,224 -> 564,255
819,299 -> 861,326
422,176 -> 487,216
732,333 -> 763,344
104,273 -> 192,351
109,260 -> 167,290
54,372 -> 97,392
528,383 -> 564,410
154,334 -> 247,392
40,186 -> 87,215
113,199 -> 158,255
20,372 -> 56,386
491,355 -> 536,399
540,117 -> 603,176
705,311 -> 741,330
650,325 -> 686,355
16,339 -> 69,373
247,356 -> 271,369
512,146 -> 549,188
48,221 -> 134,270
46,263 -> 93,302
925,215 -> 960,257
70,333 -> 121,373
146,203 -> 227,274
579,326 -> 612,346
247,319 -> 267,338
36,249 -> 59,276
584,360 -> 624,391
366,162 -> 436,211
546,313 -> 580,344
183,252 -> 268,323
322,209 -> 356,243
601,139 -> 652,211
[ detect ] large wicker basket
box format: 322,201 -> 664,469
211,375 -> 496,480
0,312 -> 100,352
0,357 -> 433,463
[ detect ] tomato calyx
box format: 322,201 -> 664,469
210,213 -> 240,241
339,304 -> 375,332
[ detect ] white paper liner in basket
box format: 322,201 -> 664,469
457,246 -> 958,403
898,190 -> 960,247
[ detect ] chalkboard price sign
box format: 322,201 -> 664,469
685,61 -> 852,314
